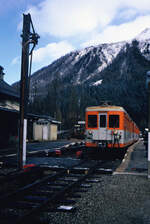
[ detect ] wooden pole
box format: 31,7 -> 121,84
18,14 -> 30,169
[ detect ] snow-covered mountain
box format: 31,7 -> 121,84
135,28 -> 150,61
30,41 -> 126,89
27,28 -> 150,92
135,28 -> 150,41
12,28 -> 150,129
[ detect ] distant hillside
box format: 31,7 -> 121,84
12,29 -> 150,130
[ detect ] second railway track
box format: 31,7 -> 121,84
0,160 -> 112,224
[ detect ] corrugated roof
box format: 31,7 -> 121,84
0,106 -> 19,114
27,113 -> 61,124
0,79 -> 19,98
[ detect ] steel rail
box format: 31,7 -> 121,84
15,161 -> 101,224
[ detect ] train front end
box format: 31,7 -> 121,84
85,106 -> 124,149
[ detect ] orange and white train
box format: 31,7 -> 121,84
85,105 -> 140,149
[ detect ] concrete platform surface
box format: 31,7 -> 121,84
114,140 -> 148,175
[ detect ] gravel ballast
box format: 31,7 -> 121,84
44,173 -> 150,224
1,140 -> 149,224
37,141 -> 150,224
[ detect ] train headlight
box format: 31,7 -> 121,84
87,130 -> 93,139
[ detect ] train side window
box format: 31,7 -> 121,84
109,115 -> 119,128
88,115 -> 97,128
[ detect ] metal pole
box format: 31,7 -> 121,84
23,119 -> 27,166
18,14 -> 30,170
146,71 -> 150,179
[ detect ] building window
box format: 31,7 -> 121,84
88,115 -> 97,128
109,115 -> 119,128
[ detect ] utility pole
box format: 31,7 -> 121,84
18,14 -> 39,169
146,71 -> 150,179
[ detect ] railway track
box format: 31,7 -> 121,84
0,160 -> 112,224
0,141 -> 84,165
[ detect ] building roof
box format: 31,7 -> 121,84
0,108 -> 61,124
27,113 -> 61,124
0,79 -> 19,99
0,106 -> 19,114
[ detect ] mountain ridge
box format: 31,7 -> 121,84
13,28 -> 150,129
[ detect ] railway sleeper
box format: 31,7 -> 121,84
95,168 -> 113,174
37,185 -> 61,192
69,167 -> 90,174
85,178 -> 100,183
39,185 -> 65,191
26,190 -> 55,197
58,199 -> 76,205
80,183 -> 92,188
68,193 -> 82,199
47,182 -> 68,187
23,195 -> 48,203
47,204 -> 77,213
5,201 -> 40,209
58,177 -> 79,182
74,188 -> 88,193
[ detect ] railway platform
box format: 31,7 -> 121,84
114,139 -> 147,175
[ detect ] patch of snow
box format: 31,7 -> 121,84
92,79 -> 103,86
135,28 -> 150,41
84,73 -> 96,82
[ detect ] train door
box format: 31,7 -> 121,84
99,113 -> 107,140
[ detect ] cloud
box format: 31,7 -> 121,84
81,15 -> 150,47
26,0 -> 150,39
10,40 -> 74,77
117,8 -> 138,21
11,56 -> 21,65
27,0 -> 120,37
15,0 -> 150,67
32,40 -> 75,64
11,40 -> 74,68
123,0 -> 150,11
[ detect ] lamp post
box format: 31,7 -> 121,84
146,71 -> 150,178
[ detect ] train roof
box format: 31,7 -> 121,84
86,105 -> 125,112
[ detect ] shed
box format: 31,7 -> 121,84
27,114 -> 61,142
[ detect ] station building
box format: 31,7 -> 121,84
0,66 -> 60,148
0,66 -> 19,148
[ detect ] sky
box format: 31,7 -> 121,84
1,0 -> 150,85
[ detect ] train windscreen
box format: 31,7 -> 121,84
109,115 -> 119,128
88,115 -> 97,128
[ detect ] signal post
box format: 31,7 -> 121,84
18,14 -> 39,169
